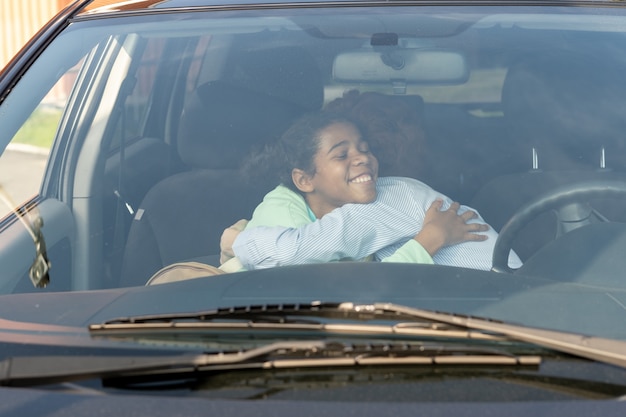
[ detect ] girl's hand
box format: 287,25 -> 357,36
414,199 -> 489,256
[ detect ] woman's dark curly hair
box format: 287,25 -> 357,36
242,111 -> 361,194
325,90 -> 426,178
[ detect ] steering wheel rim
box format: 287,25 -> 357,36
491,180 -> 626,273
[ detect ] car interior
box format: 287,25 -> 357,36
103,27 -> 626,288
2,10 -> 626,293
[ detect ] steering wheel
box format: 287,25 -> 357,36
491,180 -> 626,273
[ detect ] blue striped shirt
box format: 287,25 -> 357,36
233,177 -> 522,271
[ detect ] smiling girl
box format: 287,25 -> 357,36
221,111 -> 499,269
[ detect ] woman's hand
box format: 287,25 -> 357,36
219,219 -> 249,265
414,200 -> 489,256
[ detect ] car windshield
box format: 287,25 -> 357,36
1,3 -> 626,348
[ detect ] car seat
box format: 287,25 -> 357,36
470,52 -> 626,261
119,47 -> 323,287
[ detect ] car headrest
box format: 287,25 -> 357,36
177,46 -> 324,170
502,52 -> 626,148
177,81 -> 308,170
223,46 -> 324,112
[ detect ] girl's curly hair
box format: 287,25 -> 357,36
241,111 -> 360,194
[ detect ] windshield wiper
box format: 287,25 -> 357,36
90,301 -> 626,370
4,301 -> 624,387
0,339 -> 541,387
91,301 -> 509,344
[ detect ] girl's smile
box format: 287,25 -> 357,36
350,173 -> 374,183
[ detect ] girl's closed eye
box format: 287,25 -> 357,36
358,142 -> 371,154
329,145 -> 349,160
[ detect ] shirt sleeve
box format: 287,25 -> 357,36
380,239 -> 434,264
245,185 -> 312,229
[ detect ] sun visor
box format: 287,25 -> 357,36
332,49 -> 469,84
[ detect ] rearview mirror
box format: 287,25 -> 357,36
333,49 -> 469,84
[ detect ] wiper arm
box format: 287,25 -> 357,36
0,341 -> 315,386
90,301 -> 509,344
92,301 -> 626,370
0,340 -> 540,387
368,302 -> 626,370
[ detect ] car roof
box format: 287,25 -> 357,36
78,0 -> 364,15
75,0 -> 621,17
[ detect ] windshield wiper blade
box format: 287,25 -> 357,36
91,301 -> 626,370
90,301 -> 510,343
0,340 -> 541,387
0,341 -> 314,386
97,301 -> 385,324
369,302 -> 626,370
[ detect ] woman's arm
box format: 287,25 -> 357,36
227,179 -> 493,270
232,198 -> 422,269
227,184 -> 427,269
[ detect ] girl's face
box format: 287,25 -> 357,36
293,122 -> 379,218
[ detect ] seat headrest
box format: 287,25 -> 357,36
224,46 -> 324,112
177,47 -> 324,169
502,53 -> 626,146
178,81 -> 307,170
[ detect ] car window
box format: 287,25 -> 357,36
0,58 -> 84,217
